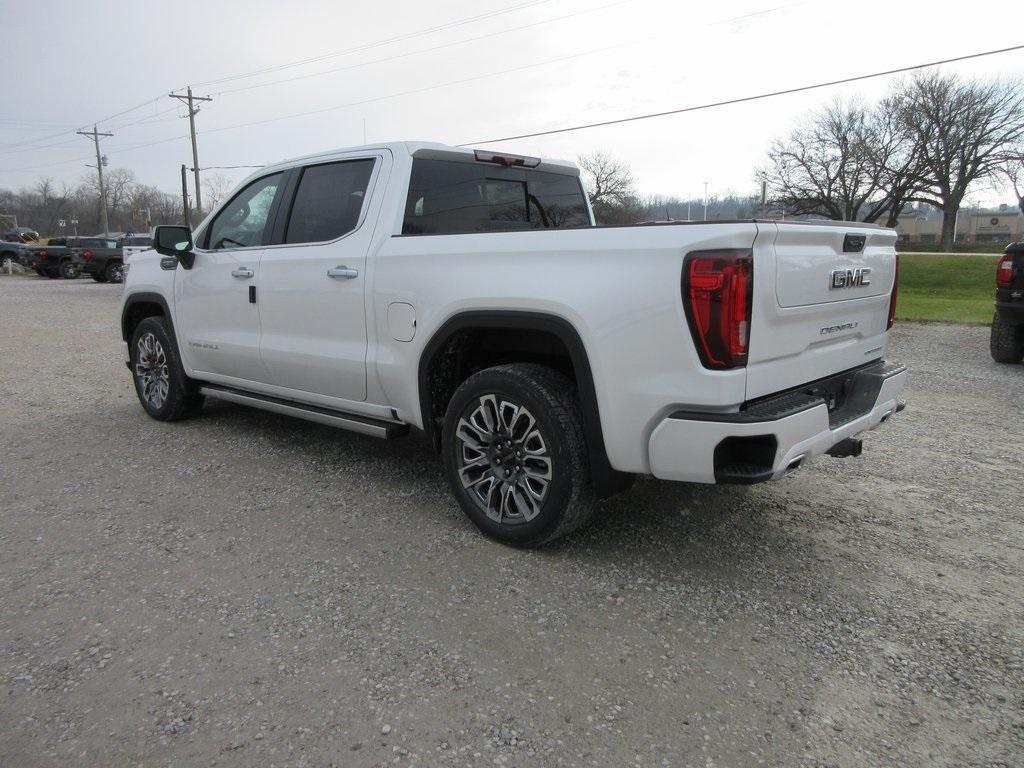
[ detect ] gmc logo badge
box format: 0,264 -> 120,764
830,267 -> 871,289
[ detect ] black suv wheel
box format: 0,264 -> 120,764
441,363 -> 595,547
990,313 -> 1024,364
129,316 -> 204,421
59,260 -> 78,279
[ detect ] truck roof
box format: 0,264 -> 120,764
271,141 -> 580,176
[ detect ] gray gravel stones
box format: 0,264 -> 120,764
0,277 -> 1022,767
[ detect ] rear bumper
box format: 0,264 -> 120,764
648,361 -> 907,484
995,300 -> 1024,323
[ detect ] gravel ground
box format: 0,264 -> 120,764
1,277 -> 1022,768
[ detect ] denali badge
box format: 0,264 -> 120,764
830,267 -> 871,289
820,321 -> 858,335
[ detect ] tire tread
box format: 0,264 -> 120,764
990,313 -> 1024,364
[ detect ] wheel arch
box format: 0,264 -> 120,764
417,310 -> 631,498
121,292 -> 173,343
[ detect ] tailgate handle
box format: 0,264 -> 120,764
843,234 -> 866,253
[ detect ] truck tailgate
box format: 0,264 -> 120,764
746,222 -> 897,400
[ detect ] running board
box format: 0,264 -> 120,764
199,385 -> 409,439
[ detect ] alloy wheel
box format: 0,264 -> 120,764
135,332 -> 170,409
455,394 -> 553,524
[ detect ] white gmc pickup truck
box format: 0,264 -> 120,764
120,141 -> 906,547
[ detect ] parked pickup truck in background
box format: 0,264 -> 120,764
120,235 -> 153,269
991,241 -> 1024,363
120,141 -> 906,547
24,238 -> 76,278
0,239 -> 25,268
71,236 -> 124,283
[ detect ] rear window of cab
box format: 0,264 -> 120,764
402,158 -> 591,235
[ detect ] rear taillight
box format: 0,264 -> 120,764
682,249 -> 753,369
997,254 -> 1014,288
39,250 -> 48,259
83,250 -> 93,262
887,254 -> 899,330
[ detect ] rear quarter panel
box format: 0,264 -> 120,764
370,223 -> 759,474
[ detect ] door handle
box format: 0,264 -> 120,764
231,268 -> 254,279
327,265 -> 359,279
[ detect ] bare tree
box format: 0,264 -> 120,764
760,99 -> 918,223
203,173 -> 234,211
897,72 -> 1024,250
869,94 -> 927,227
577,151 -> 643,225
1005,154 -> 1024,216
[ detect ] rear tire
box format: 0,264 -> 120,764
441,363 -> 595,548
990,313 -> 1024,364
129,316 -> 204,421
59,260 -> 78,279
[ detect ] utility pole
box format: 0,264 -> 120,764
181,164 -> 191,228
77,125 -> 113,234
169,86 -> 212,219
703,181 -> 710,221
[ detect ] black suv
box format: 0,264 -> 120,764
71,237 -> 123,283
991,242 -> 1024,364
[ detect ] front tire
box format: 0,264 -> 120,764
990,313 -> 1024,363
105,261 -> 124,283
442,363 -> 595,547
129,316 -> 204,421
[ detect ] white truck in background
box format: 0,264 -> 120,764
120,235 -> 153,266
119,141 -> 906,547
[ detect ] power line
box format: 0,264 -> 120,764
215,0 -> 632,97
144,3 -> 812,141
193,0 -> 555,88
0,2 -> 806,171
0,105 -> 182,158
459,43 -> 1024,145
0,0 -> 564,159
197,42 -> 628,136
0,95 -> 169,153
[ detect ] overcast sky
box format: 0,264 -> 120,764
3,0 -> 1024,206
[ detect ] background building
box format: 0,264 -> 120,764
889,204 -> 1023,244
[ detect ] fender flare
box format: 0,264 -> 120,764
121,291 -> 174,342
417,310 -> 631,498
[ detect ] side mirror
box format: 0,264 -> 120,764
153,225 -> 195,269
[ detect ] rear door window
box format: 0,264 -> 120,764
283,159 -> 376,245
402,158 -> 590,235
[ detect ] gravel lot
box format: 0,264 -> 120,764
1,276 -> 1022,768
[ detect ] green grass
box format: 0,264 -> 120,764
896,253 -> 997,324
